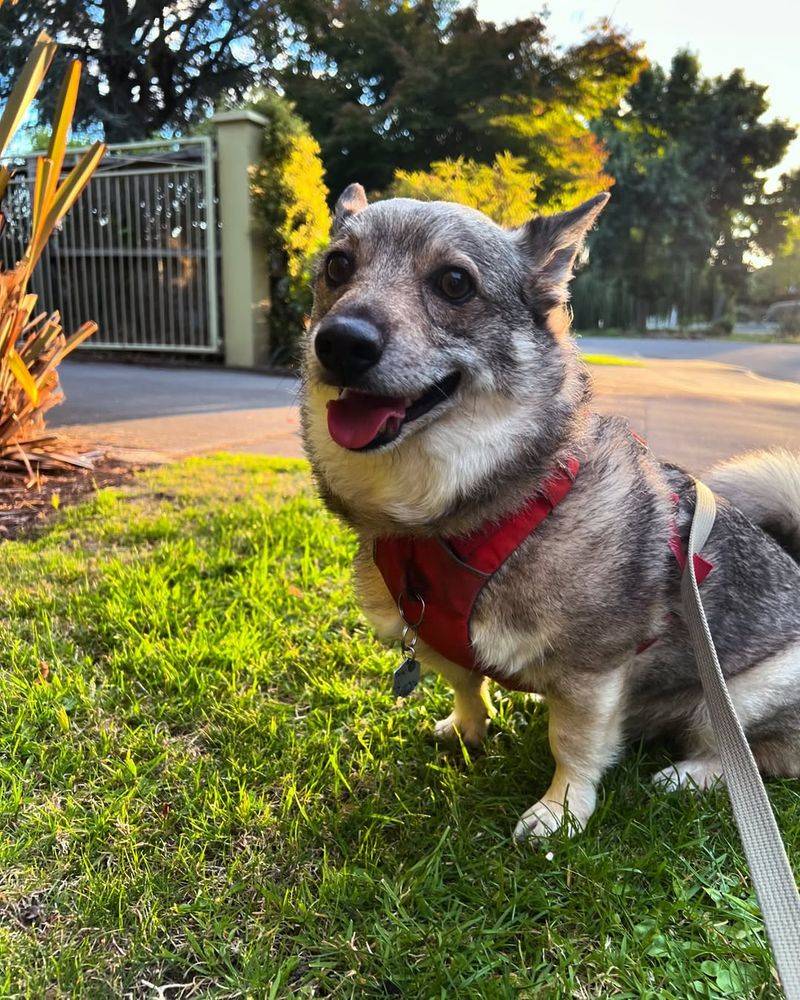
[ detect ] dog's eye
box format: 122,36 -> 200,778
436,267 -> 474,302
325,251 -> 354,287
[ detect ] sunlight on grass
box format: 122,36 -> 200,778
581,352 -> 644,367
0,455 -> 794,996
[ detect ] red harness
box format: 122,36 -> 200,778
374,459 -> 579,691
373,460 -> 714,692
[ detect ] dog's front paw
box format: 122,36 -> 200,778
513,791 -> 594,841
652,758 -> 724,792
433,712 -> 488,748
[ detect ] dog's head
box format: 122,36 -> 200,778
301,186 -> 608,529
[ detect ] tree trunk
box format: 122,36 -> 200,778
712,284 -> 727,322
634,298 -> 649,333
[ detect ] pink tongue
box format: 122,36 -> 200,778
327,392 -> 407,450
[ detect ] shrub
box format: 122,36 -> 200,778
707,318 -> 734,337
0,30 -> 104,476
248,92 -> 331,365
390,152 -> 540,227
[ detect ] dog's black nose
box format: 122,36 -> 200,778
314,316 -> 385,385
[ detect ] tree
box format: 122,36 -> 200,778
0,1 -> 270,142
750,213 -> 800,305
391,153 -> 539,226
573,52 -> 799,330
276,2 -> 644,198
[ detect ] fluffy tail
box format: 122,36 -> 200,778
706,449 -> 800,562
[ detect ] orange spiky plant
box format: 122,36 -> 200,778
0,21 -> 105,480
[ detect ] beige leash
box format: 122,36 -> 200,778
684,480 -> 800,998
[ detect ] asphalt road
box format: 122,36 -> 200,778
54,362 -> 299,422
579,335 -> 800,384
589,359 -> 799,471
52,353 -> 800,474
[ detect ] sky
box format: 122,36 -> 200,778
474,0 -> 800,179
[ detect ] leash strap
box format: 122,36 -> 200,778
684,480 -> 800,998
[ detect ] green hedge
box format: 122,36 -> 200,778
248,92 -> 331,365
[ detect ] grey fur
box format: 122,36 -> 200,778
333,182 -> 369,232
706,449 -> 800,563
300,190 -> 800,835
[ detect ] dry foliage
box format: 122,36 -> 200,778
0,28 -> 104,482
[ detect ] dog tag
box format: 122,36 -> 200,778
393,657 -> 420,697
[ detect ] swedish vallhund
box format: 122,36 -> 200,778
300,183 -> 800,839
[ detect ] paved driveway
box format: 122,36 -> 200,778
589,359 -> 800,471
578,336 -> 800,384
54,362 -> 302,460
55,362 -> 298,422
52,356 -> 800,475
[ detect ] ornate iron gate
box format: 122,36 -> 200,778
1,137 -> 220,353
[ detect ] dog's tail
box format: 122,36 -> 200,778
706,448 -> 800,562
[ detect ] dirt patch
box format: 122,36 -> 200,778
0,447 -> 152,541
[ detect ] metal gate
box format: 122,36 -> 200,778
0,137 -> 220,353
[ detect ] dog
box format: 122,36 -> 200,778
300,183 -> 800,839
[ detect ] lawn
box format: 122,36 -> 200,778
0,456 -> 797,998
580,353 -> 644,367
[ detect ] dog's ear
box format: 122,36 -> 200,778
516,192 -> 610,309
334,183 -> 368,231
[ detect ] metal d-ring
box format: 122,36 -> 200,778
397,590 -> 425,629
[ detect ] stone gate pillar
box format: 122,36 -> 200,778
213,110 -> 271,368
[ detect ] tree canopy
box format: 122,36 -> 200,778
4,1 -> 798,335
0,0 -> 266,142
391,153 -> 539,226
751,215 -> 800,305
276,2 -> 645,200
572,52 -> 800,329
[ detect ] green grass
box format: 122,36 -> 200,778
0,455 -> 797,998
580,352 -> 644,367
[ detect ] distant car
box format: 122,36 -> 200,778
764,300 -> 800,334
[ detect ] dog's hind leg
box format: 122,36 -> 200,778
425,653 -> 493,748
515,667 -> 626,839
752,734 -> 800,778
653,640 -> 800,791
652,757 -> 724,791
652,735 -> 800,792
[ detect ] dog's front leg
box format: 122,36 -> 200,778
515,668 -> 625,839
425,653 -> 494,748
